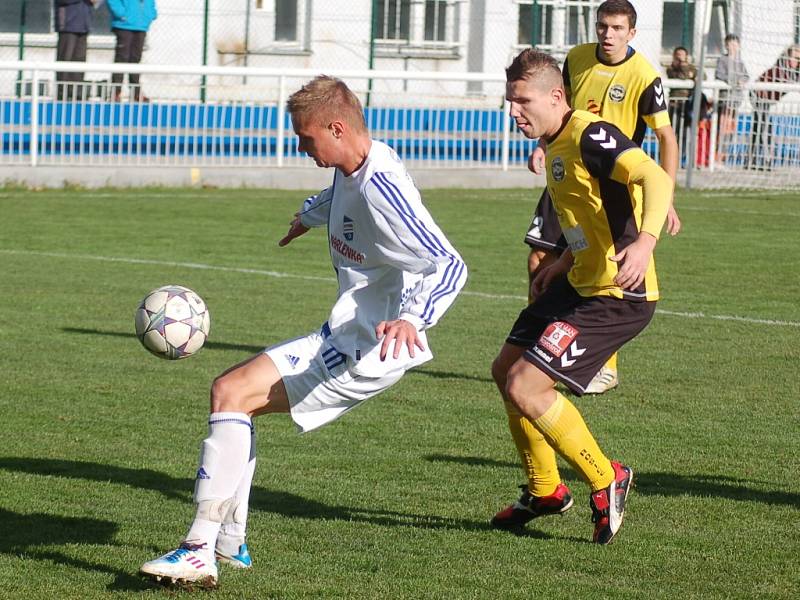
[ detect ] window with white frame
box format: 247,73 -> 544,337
794,0 -> 800,43
661,0 -> 695,55
275,0 -> 298,41
0,0 -> 112,35
517,0 -> 599,56
424,0 -> 448,42
253,0 -> 310,50
659,0 -> 731,58
376,0 -> 411,41
374,0 -> 463,56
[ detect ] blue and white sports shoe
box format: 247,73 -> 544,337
139,542 -> 219,589
216,542 -> 252,569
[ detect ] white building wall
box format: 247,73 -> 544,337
629,0 -> 666,75
0,0 -> 794,106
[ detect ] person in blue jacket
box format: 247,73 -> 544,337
107,0 -> 157,101
55,0 -> 96,100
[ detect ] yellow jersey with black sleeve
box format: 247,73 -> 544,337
563,43 -> 671,145
545,110 -> 670,301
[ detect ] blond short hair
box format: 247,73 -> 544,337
287,75 -> 367,133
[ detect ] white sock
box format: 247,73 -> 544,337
184,412 -> 253,554
219,427 -> 256,550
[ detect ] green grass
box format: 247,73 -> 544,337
0,186 -> 798,599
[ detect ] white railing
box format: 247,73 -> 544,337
0,61 -> 533,170
1,61 -> 798,189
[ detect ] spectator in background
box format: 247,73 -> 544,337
748,44 -> 800,170
714,34 -> 749,163
107,0 -> 157,102
666,46 -> 697,158
55,0 -> 97,100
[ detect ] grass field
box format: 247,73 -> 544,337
1,185 -> 798,599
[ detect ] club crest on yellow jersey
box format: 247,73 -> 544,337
608,84 -> 626,102
551,157 -> 566,181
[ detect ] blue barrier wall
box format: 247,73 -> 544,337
4,98 -> 797,164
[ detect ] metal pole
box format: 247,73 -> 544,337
686,0 -> 714,189
277,75 -> 286,167
201,0 -> 210,103
682,0 -> 690,48
17,0 -> 27,97
243,0 -> 251,84
501,100 -> 510,171
31,69 -> 39,167
531,0 -> 540,46
367,0 -> 378,107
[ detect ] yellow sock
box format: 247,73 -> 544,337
505,401 -> 560,496
605,352 -> 618,372
532,392 -> 614,492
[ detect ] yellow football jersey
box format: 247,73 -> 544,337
563,43 -> 671,145
545,110 -> 660,301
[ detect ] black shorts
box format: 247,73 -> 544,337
524,188 -> 567,253
506,275 -> 656,395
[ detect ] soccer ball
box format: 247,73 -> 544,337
135,285 -> 211,360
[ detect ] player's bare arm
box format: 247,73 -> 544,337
653,124 -> 682,236
278,213 -> 310,246
531,249 -> 573,298
612,153 -> 672,289
611,232 -> 657,289
528,139 -> 548,174
376,319 -> 425,361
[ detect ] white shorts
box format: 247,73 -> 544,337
265,327 -> 405,433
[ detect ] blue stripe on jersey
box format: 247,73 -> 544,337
324,354 -> 346,369
322,347 -> 339,359
423,258 -> 466,322
374,173 -> 466,320
372,173 -> 445,257
299,193 -> 332,216
299,175 -> 337,217
370,172 -> 464,324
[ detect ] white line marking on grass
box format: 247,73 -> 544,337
0,249 -> 335,283
678,205 -> 800,218
4,248 -> 799,328
654,309 -> 800,327
696,191 -> 800,198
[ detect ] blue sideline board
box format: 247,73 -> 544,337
0,99 -> 532,161
5,99 -> 794,162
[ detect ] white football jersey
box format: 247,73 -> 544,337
298,141 -> 467,378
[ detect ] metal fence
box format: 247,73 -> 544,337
0,60 -> 535,170
1,60 -> 799,189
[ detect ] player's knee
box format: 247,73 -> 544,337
504,374 -> 526,412
210,374 -> 244,413
491,355 -> 509,390
506,372 -> 553,419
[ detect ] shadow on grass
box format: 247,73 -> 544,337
0,508 -> 150,592
63,326 -> 265,355
409,367 -> 494,383
633,472 -> 800,508
0,456 -> 192,502
424,454 -> 800,508
0,457 -> 557,540
63,327 -> 494,383
2,457 -> 556,591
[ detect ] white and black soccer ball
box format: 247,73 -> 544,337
135,285 -> 211,360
